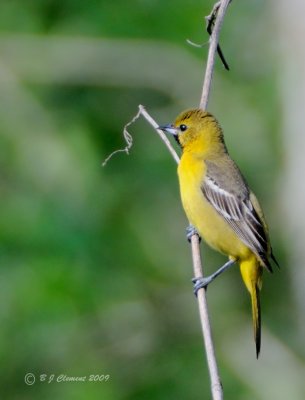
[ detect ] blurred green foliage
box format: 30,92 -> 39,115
0,1 -> 304,399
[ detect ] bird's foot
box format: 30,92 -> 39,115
186,225 -> 201,243
192,259 -> 236,297
192,276 -> 213,296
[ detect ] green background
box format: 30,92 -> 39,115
0,0 -> 303,399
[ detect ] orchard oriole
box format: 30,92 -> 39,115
160,109 -> 279,357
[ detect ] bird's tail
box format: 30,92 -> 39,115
240,258 -> 263,358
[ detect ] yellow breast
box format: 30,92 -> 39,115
177,153 -> 251,260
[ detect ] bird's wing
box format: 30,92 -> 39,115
202,163 -> 271,270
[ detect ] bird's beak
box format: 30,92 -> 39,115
158,124 -> 178,136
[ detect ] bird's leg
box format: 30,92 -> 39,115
186,224 -> 201,242
192,259 -> 236,296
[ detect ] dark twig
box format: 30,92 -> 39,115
206,0 -> 230,71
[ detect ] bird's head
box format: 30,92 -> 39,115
159,109 -> 225,154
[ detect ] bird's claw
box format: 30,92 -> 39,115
192,277 -> 212,297
186,225 -> 201,243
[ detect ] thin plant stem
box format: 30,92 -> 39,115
103,1 -> 232,398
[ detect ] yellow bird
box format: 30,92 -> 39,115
160,109 -> 279,357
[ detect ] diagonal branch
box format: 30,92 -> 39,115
190,2 -> 231,399
103,1 -> 231,399
136,4 -> 231,400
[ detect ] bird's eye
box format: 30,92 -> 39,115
179,124 -> 187,132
